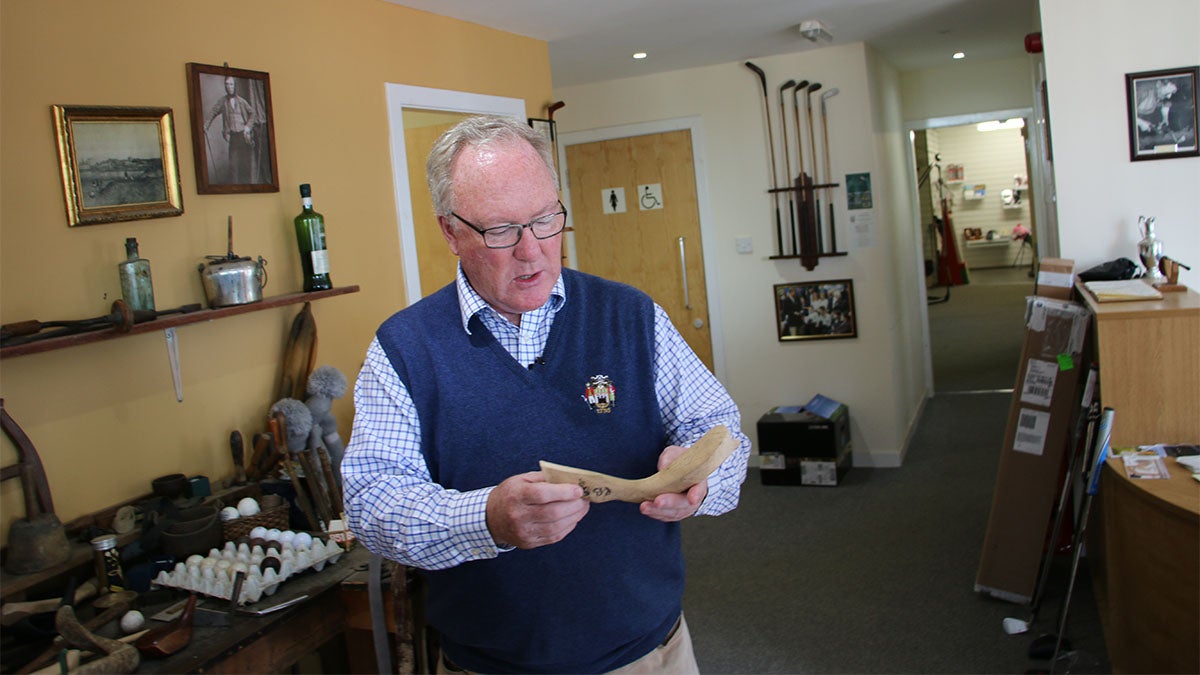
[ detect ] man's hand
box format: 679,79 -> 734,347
486,472 -> 589,549
640,444 -> 708,522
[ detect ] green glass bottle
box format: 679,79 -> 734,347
293,183 -> 332,291
117,237 -> 155,311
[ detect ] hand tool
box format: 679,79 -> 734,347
16,593 -> 136,673
317,446 -> 343,517
165,327 -> 182,402
297,448 -> 333,528
276,302 -> 317,403
229,430 -> 248,484
1,302 -> 202,343
272,412 -> 323,531
1,578 -> 100,626
541,425 -> 739,503
1,399 -> 71,575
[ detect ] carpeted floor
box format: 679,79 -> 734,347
928,268 -> 1033,393
681,268 -> 1110,673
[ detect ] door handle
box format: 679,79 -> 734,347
678,237 -> 691,309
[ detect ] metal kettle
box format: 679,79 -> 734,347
198,217 -> 268,307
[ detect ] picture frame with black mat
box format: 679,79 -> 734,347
1125,66 -> 1199,161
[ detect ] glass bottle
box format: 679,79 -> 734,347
293,184 -> 333,292
117,237 -> 155,311
91,534 -> 125,592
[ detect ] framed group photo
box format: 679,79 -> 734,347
1125,66 -> 1199,161
774,280 -> 857,342
52,105 -> 184,226
186,62 -> 279,193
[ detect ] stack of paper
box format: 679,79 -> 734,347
1083,279 -> 1163,302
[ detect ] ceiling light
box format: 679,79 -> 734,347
633,52 -> 647,60
977,118 -> 1025,132
953,52 -> 966,59
798,19 -> 832,43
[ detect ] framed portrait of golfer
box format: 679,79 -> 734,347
186,62 -> 279,193
1125,66 -> 1199,161
774,279 -> 857,342
52,105 -> 185,226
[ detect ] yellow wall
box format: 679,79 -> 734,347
0,0 -> 552,541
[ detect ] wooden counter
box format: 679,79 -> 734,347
1094,455 -> 1199,674
1076,282 -> 1200,447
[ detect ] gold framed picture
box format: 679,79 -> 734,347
52,105 -> 184,226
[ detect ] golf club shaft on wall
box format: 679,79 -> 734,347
805,82 -> 823,251
745,62 -> 783,256
778,79 -> 796,256
820,88 -> 839,252
791,80 -> 810,257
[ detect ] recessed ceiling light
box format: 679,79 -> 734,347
953,52 -> 966,60
633,52 -> 647,60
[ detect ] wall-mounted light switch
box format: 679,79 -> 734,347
735,237 -> 753,254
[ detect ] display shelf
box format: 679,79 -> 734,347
1,286 -> 359,359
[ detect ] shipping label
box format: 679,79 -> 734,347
1013,408 -> 1051,455
1020,359 -> 1058,407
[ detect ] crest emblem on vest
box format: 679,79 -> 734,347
582,375 -> 616,414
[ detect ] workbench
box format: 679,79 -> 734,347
136,545 -> 374,674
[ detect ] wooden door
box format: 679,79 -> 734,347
566,130 -> 713,368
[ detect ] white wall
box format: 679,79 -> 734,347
1041,0 -> 1200,272
933,125 -> 1033,269
902,57 -> 1034,123
555,43 -> 921,467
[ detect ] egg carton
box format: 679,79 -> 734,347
151,532 -> 345,606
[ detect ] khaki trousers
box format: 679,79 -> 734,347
437,613 -> 699,674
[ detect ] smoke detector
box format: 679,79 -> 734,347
798,19 -> 832,43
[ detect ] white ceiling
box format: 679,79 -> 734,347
383,0 -> 1038,87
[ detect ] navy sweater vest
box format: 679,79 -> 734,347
376,269 -> 683,673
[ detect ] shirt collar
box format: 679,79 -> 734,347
454,262 -> 565,334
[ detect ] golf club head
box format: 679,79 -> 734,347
779,79 -> 796,91
793,79 -> 809,92
807,82 -> 823,95
1002,617 -> 1030,635
821,88 -> 840,114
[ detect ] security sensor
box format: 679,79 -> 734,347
798,19 -> 832,42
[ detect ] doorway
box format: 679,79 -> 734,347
560,119 -> 726,377
908,109 -> 1037,393
384,84 -> 525,305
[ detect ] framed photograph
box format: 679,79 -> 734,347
52,105 -> 184,227
186,62 -> 279,193
774,280 -> 857,342
1125,66 -> 1199,161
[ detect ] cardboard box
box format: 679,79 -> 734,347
975,296 -> 1092,603
1035,258 -> 1075,300
757,395 -> 852,486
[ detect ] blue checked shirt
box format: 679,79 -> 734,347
343,266 -> 750,570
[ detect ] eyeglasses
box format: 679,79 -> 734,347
452,201 -> 568,249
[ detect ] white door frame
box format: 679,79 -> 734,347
384,84 -> 526,306
903,106 -> 1036,394
558,118 -> 729,382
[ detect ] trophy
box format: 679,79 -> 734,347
1137,215 -> 1165,282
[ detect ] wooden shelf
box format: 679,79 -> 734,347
1,286 -> 359,359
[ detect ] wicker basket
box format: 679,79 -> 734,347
222,501 -> 289,541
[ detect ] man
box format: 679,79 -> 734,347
343,115 -> 750,674
205,76 -> 257,183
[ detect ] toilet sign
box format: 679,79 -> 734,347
638,183 -> 663,210
602,187 -> 626,214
